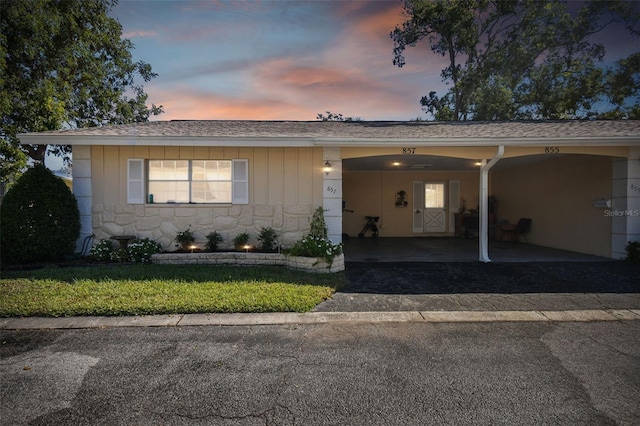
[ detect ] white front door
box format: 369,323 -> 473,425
423,182 -> 446,233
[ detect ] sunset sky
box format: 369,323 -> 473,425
110,0 -> 638,122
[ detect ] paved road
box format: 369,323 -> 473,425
2,321 -> 639,425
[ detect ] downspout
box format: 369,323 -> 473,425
479,145 -> 504,263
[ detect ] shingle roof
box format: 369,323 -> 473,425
20,120 -> 640,140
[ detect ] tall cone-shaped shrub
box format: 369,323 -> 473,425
1,164 -> 80,264
309,206 -> 328,239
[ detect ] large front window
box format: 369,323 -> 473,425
148,160 -> 232,203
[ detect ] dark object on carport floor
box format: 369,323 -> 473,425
464,215 -> 479,238
358,216 -> 379,238
502,218 -> 532,242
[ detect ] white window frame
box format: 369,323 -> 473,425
127,159 -> 249,205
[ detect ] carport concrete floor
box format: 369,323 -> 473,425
318,237 -> 638,313
343,236 -> 612,262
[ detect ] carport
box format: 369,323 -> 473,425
331,122 -> 639,262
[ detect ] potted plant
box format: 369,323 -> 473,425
175,226 -> 195,250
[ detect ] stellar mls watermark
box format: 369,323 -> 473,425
604,209 -> 640,217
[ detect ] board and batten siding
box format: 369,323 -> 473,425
90,145 -> 324,251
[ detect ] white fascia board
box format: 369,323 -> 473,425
314,137 -> 640,147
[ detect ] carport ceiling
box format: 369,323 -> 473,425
342,154 -> 562,172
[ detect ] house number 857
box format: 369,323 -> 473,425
402,147 -> 416,155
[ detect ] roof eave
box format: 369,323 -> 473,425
18,134 -> 640,147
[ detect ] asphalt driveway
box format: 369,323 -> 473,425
340,261 -> 639,294
313,261 -> 640,312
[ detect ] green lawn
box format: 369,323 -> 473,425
0,264 -> 346,317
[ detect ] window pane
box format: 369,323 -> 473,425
216,161 -> 231,180
191,182 -> 231,203
424,183 -> 445,208
149,182 -> 189,203
193,160 -> 231,181
149,160 -> 189,180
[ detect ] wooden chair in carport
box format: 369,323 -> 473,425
501,218 -> 532,242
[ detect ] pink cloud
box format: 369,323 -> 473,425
256,59 -> 364,90
250,58 -> 424,120
147,85 -> 316,121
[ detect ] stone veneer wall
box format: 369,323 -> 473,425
92,203 -> 319,251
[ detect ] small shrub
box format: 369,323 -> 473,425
309,206 -> 328,239
233,232 -> 250,250
89,239 -> 115,261
127,238 -> 162,263
175,226 -> 195,249
205,231 -> 223,251
110,248 -> 129,263
288,236 -> 343,265
89,237 -> 160,263
626,241 -> 640,264
257,227 -> 278,252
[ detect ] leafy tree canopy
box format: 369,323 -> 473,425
0,0 -> 163,182
391,0 -> 640,121
317,111 -> 363,121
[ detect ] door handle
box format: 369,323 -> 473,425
415,209 -> 421,214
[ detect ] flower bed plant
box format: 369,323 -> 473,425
285,206 -> 342,265
175,226 -> 195,250
287,236 -> 343,265
89,238 -> 162,263
205,231 -> 223,251
233,232 -> 250,250
257,226 -> 278,252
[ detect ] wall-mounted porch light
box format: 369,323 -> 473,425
323,161 -> 332,175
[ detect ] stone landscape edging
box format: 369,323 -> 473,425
151,252 -> 345,273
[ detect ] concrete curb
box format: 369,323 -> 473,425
1,309 -> 639,330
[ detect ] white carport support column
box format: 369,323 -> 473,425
611,147 -> 640,259
479,145 -> 504,263
323,147 -> 343,244
72,145 -> 93,254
